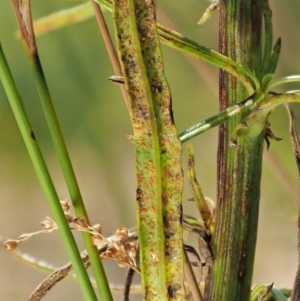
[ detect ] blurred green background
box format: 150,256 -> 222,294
0,0 -> 300,300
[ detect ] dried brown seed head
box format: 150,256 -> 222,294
74,216 -> 88,229
60,200 -> 71,211
91,224 -> 101,233
64,211 -> 73,222
115,228 -> 129,241
4,239 -> 18,251
41,217 -> 56,230
92,236 -> 105,247
101,250 -> 113,259
118,260 -> 128,268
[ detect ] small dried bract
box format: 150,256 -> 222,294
99,228 -> 139,273
74,216 -> 88,229
60,199 -> 71,211
198,0 -> 219,25
41,217 -> 57,232
3,239 -> 18,251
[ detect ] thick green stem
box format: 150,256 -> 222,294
113,1 -> 185,300
205,1 -> 264,300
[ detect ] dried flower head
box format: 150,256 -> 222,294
60,199 -> 71,211
118,261 -> 128,268
74,216 -> 88,229
92,235 -> 106,247
3,239 -> 18,251
41,217 -> 56,232
64,211 -> 73,223
91,224 -> 101,234
115,228 -> 128,241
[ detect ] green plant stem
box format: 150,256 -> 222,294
205,1 -> 263,301
179,92 -> 260,142
29,55 -> 112,301
0,44 -> 97,301
158,31 -> 258,94
113,0 -> 167,299
113,0 -> 185,300
10,1 -> 112,300
266,75 -> 300,93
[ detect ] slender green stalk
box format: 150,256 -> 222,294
180,84 -> 300,143
113,0 -> 185,299
158,31 -> 258,94
179,92 -> 260,142
0,44 -> 97,301
266,75 -> 300,94
10,1 -> 112,300
259,93 -> 300,110
205,1 -> 264,301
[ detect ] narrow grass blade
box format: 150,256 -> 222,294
179,92 -> 265,142
158,31 -> 257,93
0,44 -> 97,301
266,75 -> 300,94
10,1 -> 112,300
267,37 -> 281,75
31,2 -> 94,36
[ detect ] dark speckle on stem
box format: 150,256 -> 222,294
30,130 -> 36,140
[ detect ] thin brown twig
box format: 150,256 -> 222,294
184,248 -> 204,301
123,267 -> 135,301
90,0 -> 130,113
27,250 -> 92,301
